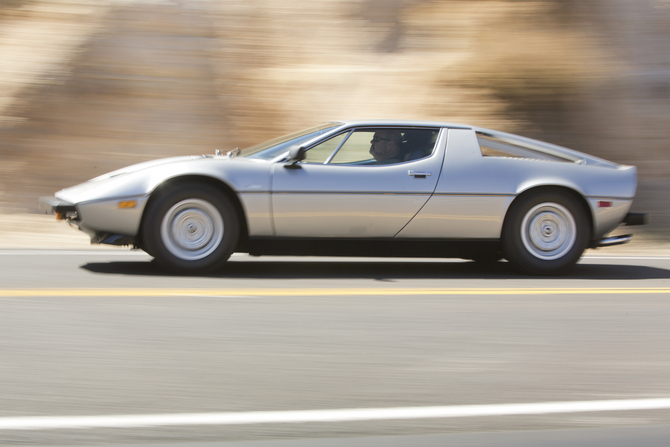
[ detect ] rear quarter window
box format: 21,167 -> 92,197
476,133 -> 571,163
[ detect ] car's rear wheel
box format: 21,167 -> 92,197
142,184 -> 239,273
502,190 -> 590,275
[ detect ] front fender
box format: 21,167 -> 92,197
55,157 -> 272,237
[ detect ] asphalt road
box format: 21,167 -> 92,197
1,250 -> 670,446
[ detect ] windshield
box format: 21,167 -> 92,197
242,122 -> 342,160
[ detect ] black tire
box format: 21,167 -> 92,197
502,190 -> 590,275
141,183 -> 239,273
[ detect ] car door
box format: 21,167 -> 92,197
271,127 -> 445,238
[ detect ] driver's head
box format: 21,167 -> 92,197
369,130 -> 402,161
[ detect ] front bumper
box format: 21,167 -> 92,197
39,197 -> 76,220
39,196 -> 136,246
39,195 -> 147,246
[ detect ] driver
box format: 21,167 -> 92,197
369,130 -> 403,164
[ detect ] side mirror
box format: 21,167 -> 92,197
288,145 -> 307,161
285,145 -> 307,169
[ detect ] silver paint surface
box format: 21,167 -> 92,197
45,120 -> 639,247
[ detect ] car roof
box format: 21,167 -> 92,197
335,119 -> 473,129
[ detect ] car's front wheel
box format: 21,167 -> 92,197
502,190 -> 590,275
141,183 -> 239,273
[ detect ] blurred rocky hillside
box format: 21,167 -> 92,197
1,0 -> 668,234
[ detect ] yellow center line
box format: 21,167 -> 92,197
1,288 -> 670,297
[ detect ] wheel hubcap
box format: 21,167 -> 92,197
160,199 -> 224,261
520,202 -> 576,261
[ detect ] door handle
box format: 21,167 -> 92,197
408,170 -> 431,179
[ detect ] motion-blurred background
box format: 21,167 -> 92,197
1,0 -> 668,234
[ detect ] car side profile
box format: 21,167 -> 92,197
39,120 -> 648,275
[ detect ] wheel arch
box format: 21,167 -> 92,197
138,175 -> 249,252
502,185 -> 593,241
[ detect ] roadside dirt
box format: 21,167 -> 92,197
0,1 -> 229,213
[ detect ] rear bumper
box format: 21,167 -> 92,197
597,234 -> 633,247
622,212 -> 649,226
593,212 -> 649,248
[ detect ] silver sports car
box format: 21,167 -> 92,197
39,120 -> 648,275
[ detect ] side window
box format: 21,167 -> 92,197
330,130 -> 376,164
402,129 -> 438,162
303,133 -> 347,164
330,128 -> 438,165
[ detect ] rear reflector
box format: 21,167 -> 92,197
598,201 -> 613,208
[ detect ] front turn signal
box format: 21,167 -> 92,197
118,200 -> 137,209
